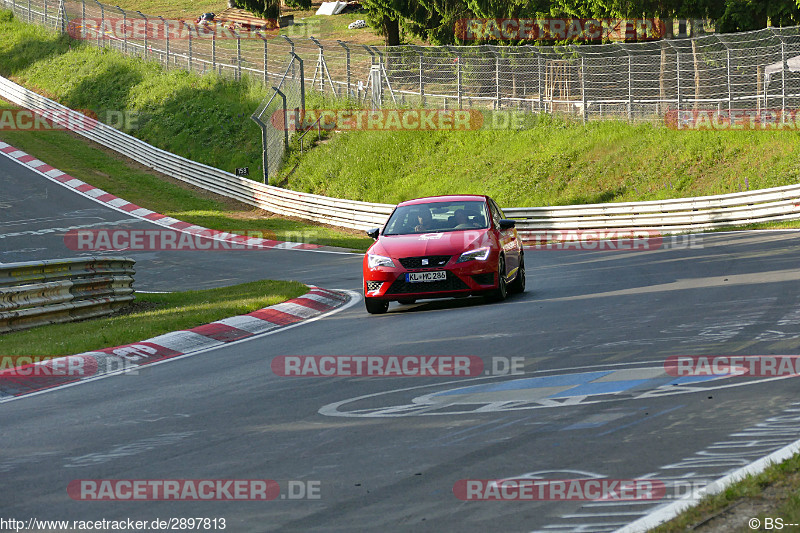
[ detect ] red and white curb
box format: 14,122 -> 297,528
0,286 -> 357,402
0,141 -> 341,253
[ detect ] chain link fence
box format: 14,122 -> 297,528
5,0 -> 800,122
6,0 -> 800,120
5,0 -> 800,174
251,53 -> 304,182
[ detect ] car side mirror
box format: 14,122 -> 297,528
367,228 -> 380,240
498,219 -> 516,230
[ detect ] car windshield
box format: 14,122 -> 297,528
383,201 -> 489,235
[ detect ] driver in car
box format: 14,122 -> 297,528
414,209 -> 434,232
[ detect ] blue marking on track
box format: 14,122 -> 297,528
547,378 -> 650,398
433,371 -> 612,396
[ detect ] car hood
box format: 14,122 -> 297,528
376,230 -> 489,258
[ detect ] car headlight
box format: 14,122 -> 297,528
456,247 -> 491,263
367,253 -> 396,268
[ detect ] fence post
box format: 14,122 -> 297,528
291,52 -> 305,111
256,32 -> 267,86
157,16 -> 169,68
273,87 -> 289,150
94,1 -> 104,48
580,53 -> 587,123
282,35 -> 295,80
27,0 -> 30,24
59,0 -> 67,33
617,44 -> 633,122
182,21 -> 192,72
236,31 -> 242,81
115,6 -> 127,54
490,46 -> 500,109
362,45 -> 375,103
211,28 -> 216,71
447,45 -> 463,109
414,46 -> 425,107
43,0 -> 46,26
537,48 -> 543,113
337,40 -> 351,98
136,11 -> 147,60
724,43 -> 732,113
781,36 -> 787,116
82,0 -> 85,23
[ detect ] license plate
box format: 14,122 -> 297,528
407,271 -> 447,282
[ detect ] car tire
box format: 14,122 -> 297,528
365,297 -> 389,314
485,255 -> 507,303
397,299 -> 416,305
508,255 -> 526,294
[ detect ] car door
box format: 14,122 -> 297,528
489,198 -> 520,278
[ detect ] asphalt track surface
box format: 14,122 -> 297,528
3,149 -> 800,532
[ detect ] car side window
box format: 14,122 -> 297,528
488,200 -> 502,228
492,199 -> 507,219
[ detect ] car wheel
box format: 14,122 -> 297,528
397,298 -> 416,305
485,255 -> 507,303
508,255 -> 526,294
365,297 -> 389,314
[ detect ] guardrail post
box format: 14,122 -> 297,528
337,40 -> 351,98
135,11 -> 147,60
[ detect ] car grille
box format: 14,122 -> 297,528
366,281 -> 384,292
398,255 -> 451,269
385,272 -> 469,295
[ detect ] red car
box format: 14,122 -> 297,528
362,195 -> 525,314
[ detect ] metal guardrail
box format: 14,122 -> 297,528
2,74 -> 800,233
0,75 -> 394,231
0,257 -> 135,332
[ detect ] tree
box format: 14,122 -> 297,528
717,0 -> 800,32
234,0 -> 280,19
361,0 -> 405,45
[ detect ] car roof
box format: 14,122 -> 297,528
397,195 -> 489,207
